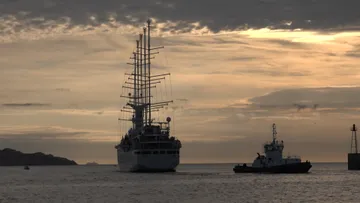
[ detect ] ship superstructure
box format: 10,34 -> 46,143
115,19 -> 181,172
234,123 -> 312,173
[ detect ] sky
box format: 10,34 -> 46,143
1,0 -> 360,164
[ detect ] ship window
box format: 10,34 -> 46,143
160,151 -> 165,154
153,151 -> 158,154
134,151 -> 140,154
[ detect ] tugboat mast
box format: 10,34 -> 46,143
351,124 -> 358,154
272,123 -> 277,143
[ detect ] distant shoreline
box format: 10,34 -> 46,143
72,162 -> 347,166
0,162 -> 347,167
0,148 -> 77,166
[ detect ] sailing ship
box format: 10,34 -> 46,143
233,123 -> 312,173
115,19 -> 182,172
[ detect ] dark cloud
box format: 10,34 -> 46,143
94,111 -> 104,115
1,0 -> 360,40
264,39 -> 308,49
55,88 -> 71,92
176,87 -> 360,129
183,87 -> 360,120
346,52 -> 360,58
183,87 -> 360,116
249,87 -> 360,108
101,34 -> 127,49
151,63 -> 171,70
233,67 -> 309,77
176,98 -> 188,102
2,103 -> 51,107
212,38 -> 249,45
346,45 -> 360,58
0,131 -> 87,140
207,71 -> 226,74
83,47 -> 117,56
160,38 -> 204,47
228,56 -> 258,61
293,103 -> 319,111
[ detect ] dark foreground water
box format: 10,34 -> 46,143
0,163 -> 359,203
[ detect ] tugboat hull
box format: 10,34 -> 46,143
233,162 -> 312,174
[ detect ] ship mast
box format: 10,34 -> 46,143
147,19 -> 152,125
119,19 -> 174,132
143,27 -> 148,125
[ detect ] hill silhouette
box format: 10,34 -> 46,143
0,148 -> 77,166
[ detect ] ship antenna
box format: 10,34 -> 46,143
350,124 -> 358,154
272,123 -> 277,142
147,19 -> 152,125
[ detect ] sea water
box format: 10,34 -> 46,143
0,163 -> 359,203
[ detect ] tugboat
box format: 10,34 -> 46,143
233,123 -> 312,173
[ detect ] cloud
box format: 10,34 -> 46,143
248,87 -> 360,109
0,125 -> 116,142
263,39 -> 309,49
187,87 -> 360,123
172,87 -> 360,140
2,103 -> 51,107
55,88 -> 71,92
1,0 -> 360,44
1,0 -> 360,163
176,98 -> 188,102
346,44 -> 360,58
233,67 -> 309,77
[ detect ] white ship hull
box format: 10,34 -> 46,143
117,149 -> 180,172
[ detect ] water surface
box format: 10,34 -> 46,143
0,163 -> 358,203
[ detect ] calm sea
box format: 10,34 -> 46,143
0,163 -> 359,203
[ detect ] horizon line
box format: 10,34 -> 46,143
78,161 -> 347,165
